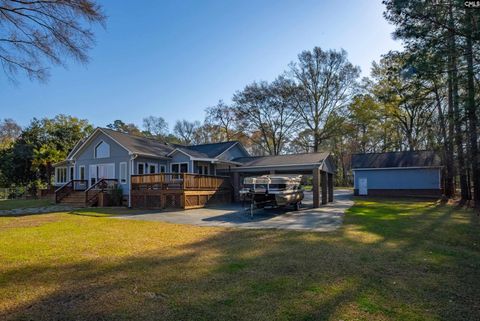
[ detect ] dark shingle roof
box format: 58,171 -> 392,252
173,141 -> 239,158
351,151 -> 442,169
101,128 -> 174,157
233,152 -> 330,167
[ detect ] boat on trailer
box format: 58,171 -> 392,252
239,175 -> 304,217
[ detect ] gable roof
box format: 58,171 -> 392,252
351,151 -> 443,169
234,152 -> 330,167
171,141 -> 240,159
68,128 -> 174,159
100,128 -> 174,157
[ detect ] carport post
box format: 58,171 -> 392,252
328,173 -> 334,202
312,168 -> 320,208
321,171 -> 328,205
232,172 -> 240,202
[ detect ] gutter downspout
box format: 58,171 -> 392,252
128,153 -> 138,208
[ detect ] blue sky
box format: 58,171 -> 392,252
1,0 -> 403,130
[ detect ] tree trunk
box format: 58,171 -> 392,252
449,4 -> 469,200
433,82 -> 455,197
46,162 -> 52,190
465,11 -> 479,207
313,131 -> 320,152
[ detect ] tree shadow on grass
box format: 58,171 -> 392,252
1,200 -> 479,321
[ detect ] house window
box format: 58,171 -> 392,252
171,163 -> 188,173
55,167 -> 67,184
79,166 -> 85,180
94,141 -> 110,158
159,165 -> 166,173
180,163 -> 188,173
197,165 -> 209,175
148,164 -> 157,174
70,167 -> 74,181
138,163 -> 144,175
120,162 -> 127,184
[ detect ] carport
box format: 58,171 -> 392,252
228,152 -> 336,208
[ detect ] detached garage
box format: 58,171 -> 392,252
352,151 -> 443,197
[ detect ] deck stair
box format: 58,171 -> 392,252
59,191 -> 87,207
55,179 -> 118,207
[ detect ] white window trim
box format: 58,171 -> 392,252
78,165 -> 86,181
197,164 -> 209,175
89,163 -> 116,185
94,140 -> 110,159
171,162 -> 189,173
69,166 -> 74,181
55,167 -> 68,185
147,163 -> 158,174
137,162 -> 145,175
119,162 -> 127,184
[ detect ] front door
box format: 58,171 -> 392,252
98,164 -> 115,180
89,164 -> 115,186
359,178 -> 368,195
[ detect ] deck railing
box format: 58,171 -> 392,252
54,179 -> 88,203
85,179 -> 118,206
131,173 -> 231,191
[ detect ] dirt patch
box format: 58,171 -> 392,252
0,214 -> 63,230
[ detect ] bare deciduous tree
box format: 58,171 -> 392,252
0,0 -> 105,82
0,118 -> 21,148
289,47 -> 360,152
174,119 -> 200,145
143,116 -> 169,138
233,77 -> 299,155
205,100 -> 237,141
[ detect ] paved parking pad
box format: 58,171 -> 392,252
115,190 -> 353,232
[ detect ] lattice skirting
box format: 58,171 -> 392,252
131,189 -> 231,209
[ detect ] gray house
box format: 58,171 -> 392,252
352,151 -> 443,197
54,127 -> 336,208
53,128 -> 249,195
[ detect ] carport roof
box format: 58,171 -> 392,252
232,152 -> 334,173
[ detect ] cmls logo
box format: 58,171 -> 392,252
464,1 -> 480,8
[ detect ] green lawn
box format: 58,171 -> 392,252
0,198 -> 479,320
0,199 -> 53,210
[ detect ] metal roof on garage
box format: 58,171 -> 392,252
351,150 -> 442,169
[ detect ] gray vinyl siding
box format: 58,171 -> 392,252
133,157 -> 169,174
74,132 -> 131,195
218,144 -> 249,161
353,168 -> 441,190
193,161 -> 214,175
169,151 -> 193,173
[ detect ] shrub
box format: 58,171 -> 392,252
109,185 -> 123,206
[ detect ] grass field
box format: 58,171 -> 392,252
0,199 -> 53,210
0,198 -> 479,320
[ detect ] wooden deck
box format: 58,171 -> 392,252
130,173 -> 232,209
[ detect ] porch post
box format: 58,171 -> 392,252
328,173 -> 334,202
312,167 -> 320,208
321,171 -> 328,205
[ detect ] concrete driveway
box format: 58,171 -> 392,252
115,189 -> 353,232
